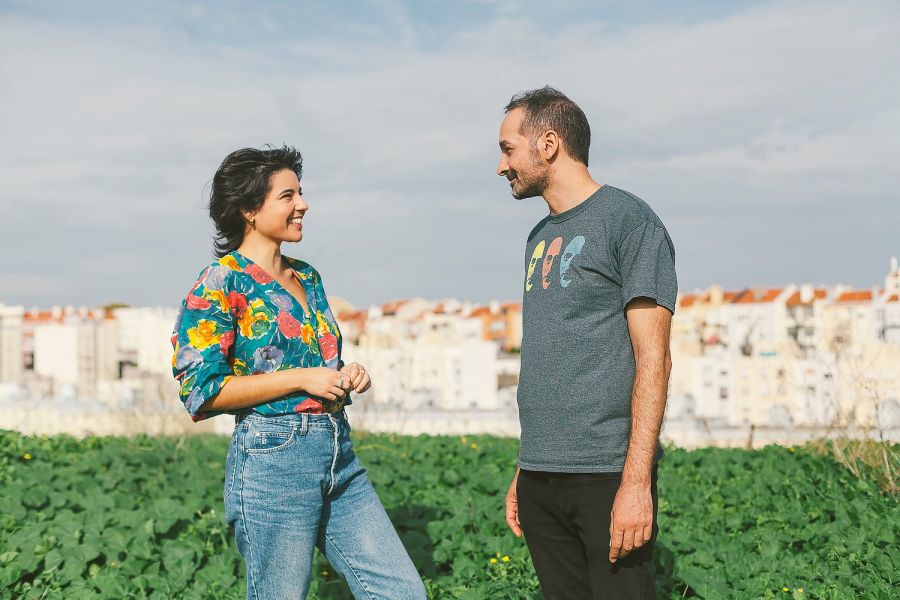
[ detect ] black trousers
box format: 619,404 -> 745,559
516,466 -> 658,600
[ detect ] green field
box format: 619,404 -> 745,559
1,430 -> 897,599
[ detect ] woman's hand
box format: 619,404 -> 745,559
340,362 -> 372,393
296,367 -> 351,401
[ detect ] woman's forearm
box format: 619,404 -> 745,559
198,369 -> 304,413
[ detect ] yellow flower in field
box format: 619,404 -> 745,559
489,558 -> 497,564
188,319 -> 220,350
788,447 -> 796,453
23,453 -> 31,460
783,587 -> 790,592
471,443 -> 478,450
502,555 -> 510,562
321,570 -> 329,577
797,588 -> 804,593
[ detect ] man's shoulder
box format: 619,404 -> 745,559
600,185 -> 666,232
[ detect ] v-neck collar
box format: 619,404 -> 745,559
230,250 -> 313,321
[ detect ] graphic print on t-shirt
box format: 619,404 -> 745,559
525,240 -> 546,292
541,237 -> 563,289
525,235 -> 586,291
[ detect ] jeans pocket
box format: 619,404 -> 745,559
223,428 -> 240,502
244,421 -> 297,455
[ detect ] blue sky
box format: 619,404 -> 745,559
1,0 -> 898,309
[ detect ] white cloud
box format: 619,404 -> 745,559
1,0 -> 898,308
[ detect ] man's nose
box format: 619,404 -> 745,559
497,156 -> 508,177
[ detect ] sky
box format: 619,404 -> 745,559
1,0 -> 898,310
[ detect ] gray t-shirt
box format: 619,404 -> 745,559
517,185 -> 677,473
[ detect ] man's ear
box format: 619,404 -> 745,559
541,130 -> 561,162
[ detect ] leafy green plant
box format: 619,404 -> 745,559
1,430 -> 897,599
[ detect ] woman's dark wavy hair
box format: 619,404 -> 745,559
208,145 -> 303,257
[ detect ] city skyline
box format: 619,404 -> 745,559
2,0 -> 898,309
4,255 -> 898,314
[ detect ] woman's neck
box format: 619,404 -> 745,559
237,236 -> 284,274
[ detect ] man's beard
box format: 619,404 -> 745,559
510,151 -> 549,199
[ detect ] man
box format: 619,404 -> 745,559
499,86 -> 676,599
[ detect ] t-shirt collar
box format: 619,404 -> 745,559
547,185 -> 606,224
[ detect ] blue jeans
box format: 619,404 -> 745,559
223,410 -> 426,599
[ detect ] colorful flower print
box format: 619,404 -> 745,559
253,345 -> 284,373
186,294 -> 211,310
187,319 -> 221,350
319,333 -> 338,362
172,251 -> 345,421
267,291 -> 294,312
219,254 -> 241,271
238,298 -> 275,339
301,322 -> 316,346
277,311 -> 303,338
244,263 -> 273,284
227,291 -> 249,319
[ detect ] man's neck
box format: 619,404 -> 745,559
542,168 -> 603,215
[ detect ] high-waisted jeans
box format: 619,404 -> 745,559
223,410 -> 426,599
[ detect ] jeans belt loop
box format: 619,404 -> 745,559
300,412 -> 309,436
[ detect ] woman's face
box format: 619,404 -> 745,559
249,168 -> 308,244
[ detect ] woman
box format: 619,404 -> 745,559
171,146 -> 426,599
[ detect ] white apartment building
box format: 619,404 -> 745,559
341,300 -> 519,414
0,304 -> 24,384
113,306 -> 181,376
671,257 -> 900,430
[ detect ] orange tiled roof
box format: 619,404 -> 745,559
732,288 -> 784,304
336,310 -> 366,321
470,306 -> 491,317
380,299 -> 409,315
785,288 -> 828,306
835,290 -> 873,304
679,294 -> 698,308
884,293 -> 898,303
24,311 -> 56,323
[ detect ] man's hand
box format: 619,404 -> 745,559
505,468 -> 522,537
608,480 -> 653,563
340,362 -> 371,393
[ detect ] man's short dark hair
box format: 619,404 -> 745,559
504,86 -> 590,166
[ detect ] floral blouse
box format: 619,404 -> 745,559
171,250 -> 347,422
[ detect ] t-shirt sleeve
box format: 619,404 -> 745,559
618,221 -> 678,313
171,265 -> 236,422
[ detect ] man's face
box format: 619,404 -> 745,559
497,107 -> 549,199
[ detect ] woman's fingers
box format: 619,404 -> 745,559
356,372 -> 371,393
349,365 -> 365,389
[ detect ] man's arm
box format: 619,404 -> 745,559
608,297 -> 672,563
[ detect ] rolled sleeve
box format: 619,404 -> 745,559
171,265 -> 235,422
619,221 -> 678,314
